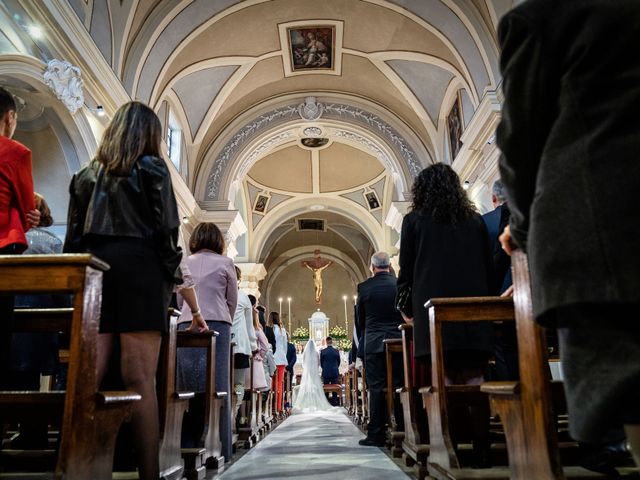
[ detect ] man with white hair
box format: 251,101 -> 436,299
482,180 -> 517,381
356,251 -> 404,447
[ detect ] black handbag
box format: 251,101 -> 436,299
396,285 -> 413,318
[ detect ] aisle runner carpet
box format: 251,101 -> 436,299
218,410 -> 411,479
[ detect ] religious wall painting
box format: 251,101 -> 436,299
447,94 -> 464,160
300,137 -> 329,149
253,193 -> 270,214
364,190 -> 381,210
278,20 -> 344,77
288,26 -> 334,72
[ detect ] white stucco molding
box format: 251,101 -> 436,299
452,89 -> 501,183
385,201 -> 411,234
194,209 -> 248,260
198,94 -> 428,203
236,263 -> 267,299
43,59 -> 84,114
20,0 -> 131,115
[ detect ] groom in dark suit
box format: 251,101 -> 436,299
320,337 -> 341,405
357,251 -> 403,447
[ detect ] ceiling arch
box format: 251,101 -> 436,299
248,195 -> 383,262
195,94 -> 429,204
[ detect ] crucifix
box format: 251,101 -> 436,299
301,249 -> 332,304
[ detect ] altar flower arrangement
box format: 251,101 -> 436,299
329,325 -> 351,350
291,326 -> 310,343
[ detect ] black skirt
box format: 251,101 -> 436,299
88,236 -> 172,333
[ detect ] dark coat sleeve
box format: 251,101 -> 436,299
496,12 -> 558,251
141,157 -> 183,283
286,343 -> 296,372
63,164 -> 97,254
396,213 -> 415,318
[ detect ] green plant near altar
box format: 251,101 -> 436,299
291,326 -> 309,343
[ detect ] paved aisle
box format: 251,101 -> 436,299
217,410 -> 411,479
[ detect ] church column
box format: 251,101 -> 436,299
384,201 -> 410,273
452,90 -> 502,213
236,263 -> 267,299
184,201 -> 247,259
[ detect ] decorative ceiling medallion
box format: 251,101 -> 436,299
278,20 -> 344,77
298,96 -> 324,121
303,126 -> 323,137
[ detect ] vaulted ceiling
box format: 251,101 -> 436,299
1,0 -> 509,279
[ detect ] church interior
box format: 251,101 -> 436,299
1,0 -> 638,479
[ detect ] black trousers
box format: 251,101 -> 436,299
551,303 -> 640,443
0,244 -> 20,389
365,351 -> 403,439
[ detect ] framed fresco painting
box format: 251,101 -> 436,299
363,190 -> 381,210
253,193 -> 270,215
446,94 -> 464,161
279,20 -> 344,77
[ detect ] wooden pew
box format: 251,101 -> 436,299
419,296 -> 514,479
0,254 -> 140,480
157,308 -> 194,480
384,337 -> 404,458
351,364 -> 364,425
229,342 -> 239,453
344,369 -> 353,415
397,323 -> 429,480
360,365 -> 369,426
349,366 -> 359,422
481,251 -> 564,480
176,328 -> 226,474
323,383 -> 342,406
262,386 -> 274,432
238,357 -> 260,449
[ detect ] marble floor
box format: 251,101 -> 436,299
216,410 -> 412,480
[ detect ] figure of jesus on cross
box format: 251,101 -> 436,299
302,249 -> 332,304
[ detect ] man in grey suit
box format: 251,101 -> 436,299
497,0 -> 640,468
357,251 -> 403,447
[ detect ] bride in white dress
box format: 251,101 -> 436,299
292,339 -> 334,413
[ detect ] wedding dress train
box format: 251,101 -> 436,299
292,339 -> 335,413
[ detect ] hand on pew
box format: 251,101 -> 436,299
186,312 -> 209,333
400,311 -> 413,324
499,225 -> 516,256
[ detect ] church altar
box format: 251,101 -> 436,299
308,310 -> 330,347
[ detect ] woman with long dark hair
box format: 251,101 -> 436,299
64,101 -> 183,480
397,163 -> 494,466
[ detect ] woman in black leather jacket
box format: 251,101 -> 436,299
64,101 -> 181,480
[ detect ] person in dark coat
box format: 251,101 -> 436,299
482,180 -> 518,381
286,338 -> 297,395
397,163 -> 494,465
264,310 -> 277,354
496,0 -> 640,467
320,337 -> 341,387
356,251 -> 403,447
397,163 -> 494,363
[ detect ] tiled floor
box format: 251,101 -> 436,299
215,410 -> 412,480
